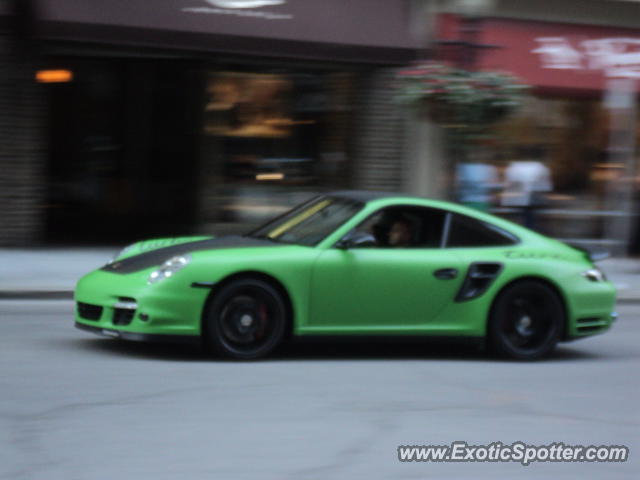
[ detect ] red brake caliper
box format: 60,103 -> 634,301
255,303 -> 268,339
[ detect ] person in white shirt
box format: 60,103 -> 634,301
501,147 -> 553,230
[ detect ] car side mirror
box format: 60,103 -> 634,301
336,231 -> 376,249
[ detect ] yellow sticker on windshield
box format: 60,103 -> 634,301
267,199 -> 331,239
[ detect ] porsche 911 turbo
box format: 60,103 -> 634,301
74,191 -> 617,360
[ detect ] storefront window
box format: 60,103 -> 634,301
489,95 -> 640,241
198,70 -> 355,231
493,97 -> 603,202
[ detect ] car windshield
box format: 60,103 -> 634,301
247,196 -> 363,246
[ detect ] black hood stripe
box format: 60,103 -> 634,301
101,236 -> 281,274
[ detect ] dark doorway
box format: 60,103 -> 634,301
44,58 -> 202,244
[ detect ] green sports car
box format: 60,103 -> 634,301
75,191 -> 617,360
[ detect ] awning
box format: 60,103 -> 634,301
33,0 -> 423,65
438,14 -> 640,92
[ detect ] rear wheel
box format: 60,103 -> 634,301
204,278 -> 286,360
488,281 -> 564,360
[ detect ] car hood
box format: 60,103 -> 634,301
102,235 -> 283,274
115,236 -> 213,260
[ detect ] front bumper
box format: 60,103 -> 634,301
75,322 -> 199,344
74,268 -> 208,338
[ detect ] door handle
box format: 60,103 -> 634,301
434,268 -> 458,280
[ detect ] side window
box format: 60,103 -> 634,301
350,206 -> 447,248
446,214 -> 517,248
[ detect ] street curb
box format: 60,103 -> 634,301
0,291 -> 74,300
616,299 -> 640,305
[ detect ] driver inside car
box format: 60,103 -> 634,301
388,217 -> 414,247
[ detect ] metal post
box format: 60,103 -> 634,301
604,77 -> 637,256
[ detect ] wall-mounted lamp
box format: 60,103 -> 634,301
35,70 -> 74,83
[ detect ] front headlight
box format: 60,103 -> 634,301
582,267 -> 607,282
148,255 -> 191,284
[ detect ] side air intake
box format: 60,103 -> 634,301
455,263 -> 503,302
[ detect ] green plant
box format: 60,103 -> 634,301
396,62 -> 528,127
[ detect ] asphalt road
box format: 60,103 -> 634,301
1,301 -> 638,480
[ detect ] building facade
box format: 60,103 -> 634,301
0,0 -> 421,245
2,0 -> 639,253
406,0 -> 640,253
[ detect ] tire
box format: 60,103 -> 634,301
488,280 -> 564,360
204,278 -> 287,360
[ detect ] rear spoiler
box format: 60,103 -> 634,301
565,242 -> 610,263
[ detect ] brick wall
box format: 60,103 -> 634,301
352,69 -> 406,192
0,32 -> 46,246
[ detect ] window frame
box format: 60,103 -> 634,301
334,204 -> 450,250
442,212 -> 520,249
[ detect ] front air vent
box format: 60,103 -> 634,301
77,302 -> 103,321
113,308 -> 135,326
112,298 -> 137,326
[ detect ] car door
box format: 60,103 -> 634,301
307,206 -> 465,332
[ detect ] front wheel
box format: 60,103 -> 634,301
488,281 -> 564,360
204,278 -> 287,360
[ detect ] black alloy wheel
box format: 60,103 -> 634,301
488,281 -> 564,360
204,278 -> 287,360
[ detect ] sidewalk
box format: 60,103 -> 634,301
0,248 -> 638,303
598,257 -> 640,303
0,248 -> 115,299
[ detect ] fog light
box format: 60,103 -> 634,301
139,313 -> 150,322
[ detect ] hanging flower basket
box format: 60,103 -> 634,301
395,62 -> 529,128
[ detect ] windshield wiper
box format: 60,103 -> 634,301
244,234 -> 288,244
